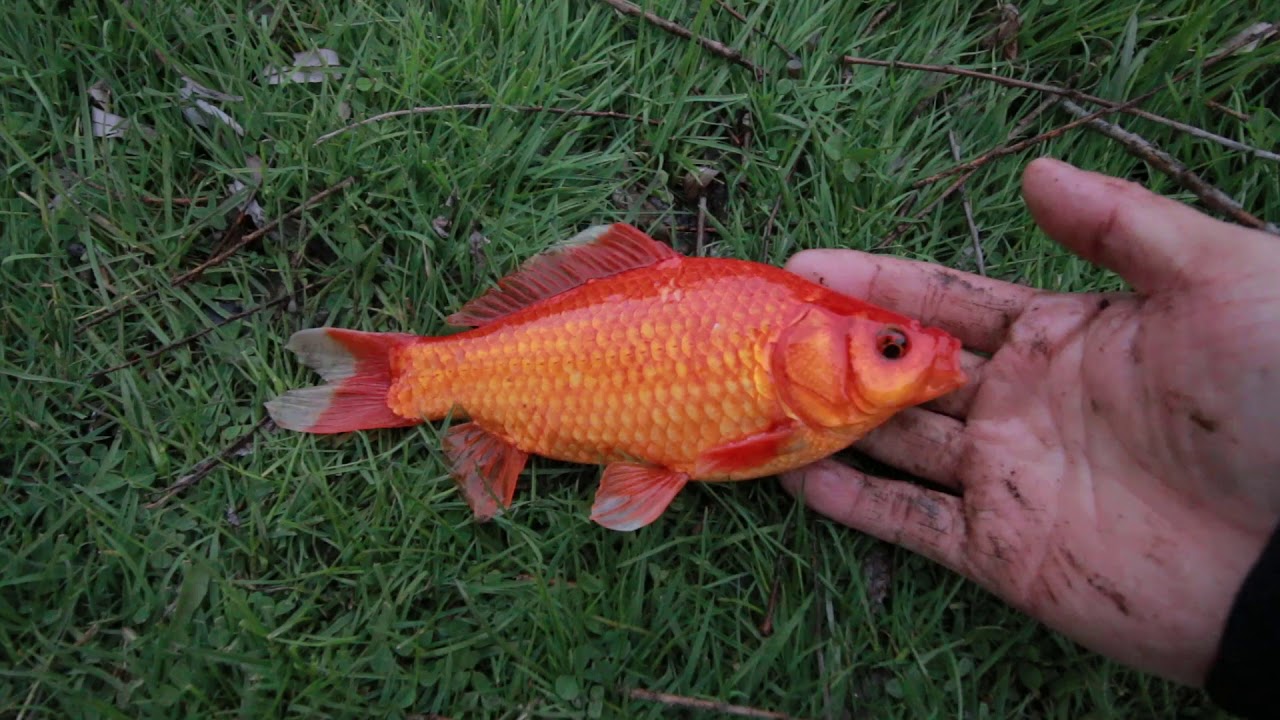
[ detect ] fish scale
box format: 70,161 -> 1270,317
266,223 -> 966,530
388,265 -> 796,476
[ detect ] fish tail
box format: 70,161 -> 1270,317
265,327 -> 425,434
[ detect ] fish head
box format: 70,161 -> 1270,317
843,313 -> 967,413
773,306 -> 966,428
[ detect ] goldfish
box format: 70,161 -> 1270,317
266,223 -> 966,531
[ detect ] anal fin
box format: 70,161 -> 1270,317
694,423 -> 801,476
590,463 -> 689,532
443,422 -> 529,521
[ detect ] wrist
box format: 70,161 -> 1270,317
1204,519 -> 1280,719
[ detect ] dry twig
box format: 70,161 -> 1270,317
716,0 -> 797,62
841,56 -> 1280,163
877,91 -> 1062,248
864,3 -> 899,38
78,176 -> 356,330
948,130 -> 987,274
695,196 -> 709,255
760,163 -> 799,257
1206,98 -> 1250,122
911,100 -> 1158,188
72,176 -> 204,206
89,280 -> 327,379
1059,99 -> 1278,235
908,21 -> 1280,187
627,688 -> 805,720
314,103 -> 657,145
597,0 -> 765,79
145,417 -> 274,509
758,564 -> 783,636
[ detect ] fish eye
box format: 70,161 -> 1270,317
876,327 -> 909,360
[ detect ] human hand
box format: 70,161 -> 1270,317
780,157 -> 1280,686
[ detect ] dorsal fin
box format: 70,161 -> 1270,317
445,223 -> 681,327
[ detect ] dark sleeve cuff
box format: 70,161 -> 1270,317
1205,520 -> 1280,719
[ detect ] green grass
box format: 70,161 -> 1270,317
2,0 -> 1277,717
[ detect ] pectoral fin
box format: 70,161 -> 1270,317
590,463 -> 690,532
693,423 -> 804,477
443,422 -> 529,521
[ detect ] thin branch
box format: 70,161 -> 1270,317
597,0 -> 765,79
810,547 -> 832,719
1059,99 -> 1278,235
758,503 -> 800,637
760,163 -> 800,258
171,175 -> 355,286
314,103 -> 658,146
908,21 -> 1280,187
695,195 -> 709,255
88,279 -> 327,379
841,55 -> 1280,163
1206,98 -> 1251,122
715,0 -> 748,23
78,176 -> 356,330
909,97 -> 1161,188
948,130 -> 986,275
758,563 -> 783,636
1009,89 -> 1066,138
863,3 -> 899,38
716,0 -> 797,62
876,92 -> 1062,248
145,417 -> 274,509
70,175 -> 204,206
627,689 -> 805,720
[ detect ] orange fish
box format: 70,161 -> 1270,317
266,224 -> 966,531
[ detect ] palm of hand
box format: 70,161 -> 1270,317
782,158 -> 1280,686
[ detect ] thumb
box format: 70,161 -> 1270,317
1020,157 -> 1256,294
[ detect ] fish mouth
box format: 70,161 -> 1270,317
920,344 -> 967,400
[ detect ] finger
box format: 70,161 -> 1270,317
780,459 -> 967,573
855,408 -> 966,489
1021,156 -> 1272,294
785,250 -> 1035,354
923,350 -> 986,418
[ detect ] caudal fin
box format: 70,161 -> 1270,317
265,328 -> 423,434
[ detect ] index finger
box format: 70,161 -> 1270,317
785,249 -> 1037,354
780,459 -> 969,575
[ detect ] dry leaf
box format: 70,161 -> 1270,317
180,76 -> 244,102
1220,21 -> 1278,55
88,80 -> 154,139
431,216 -> 451,238
88,79 -> 112,108
468,229 -> 490,268
179,76 -> 246,135
249,1 -> 275,23
244,153 -> 264,182
226,180 -> 266,227
431,191 -> 457,238
984,3 -> 1022,60
681,166 -> 720,203
862,544 -> 894,612
225,155 -> 267,227
91,107 -> 132,138
263,48 -> 343,85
